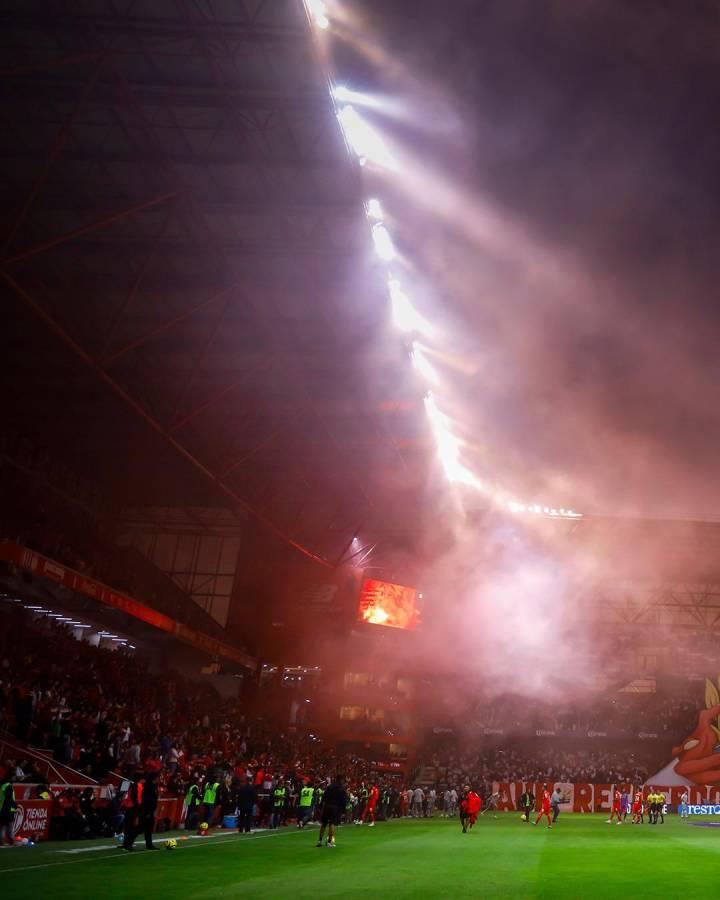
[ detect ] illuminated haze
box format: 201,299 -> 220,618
336,0 -> 720,521
330,1 -> 720,699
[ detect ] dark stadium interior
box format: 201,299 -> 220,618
2,2 -> 720,893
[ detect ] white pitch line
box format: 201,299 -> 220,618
0,827 -> 309,875
56,844 -> 118,854
54,828 -> 272,853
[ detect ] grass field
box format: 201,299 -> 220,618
1,814 -> 718,899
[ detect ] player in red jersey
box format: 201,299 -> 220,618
607,788 -> 623,824
533,784 -> 553,829
459,786 -> 481,833
467,790 -> 481,828
631,790 -> 643,824
361,784 -> 379,827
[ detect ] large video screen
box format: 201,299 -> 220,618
357,578 -> 418,630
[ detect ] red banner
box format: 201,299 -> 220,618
12,800 -> 52,842
491,781 -> 720,812
0,541 -> 255,669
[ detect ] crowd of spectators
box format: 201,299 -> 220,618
427,743 -> 655,790
0,605 -> 388,838
419,682 -> 708,787
0,595 -> 710,847
458,685 -> 700,744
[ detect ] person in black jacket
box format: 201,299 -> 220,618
122,772 -> 159,851
519,788 -> 535,823
316,776 -> 347,848
236,778 -> 256,834
79,787 -> 101,837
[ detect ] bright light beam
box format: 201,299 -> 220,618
307,0 -> 329,29
366,198 -> 383,220
388,278 -> 434,338
333,85 -> 370,105
331,86 -> 393,114
411,342 -> 440,385
372,222 -> 396,261
424,393 -> 481,488
337,106 -> 396,170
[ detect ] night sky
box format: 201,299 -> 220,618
333,0 -> 720,520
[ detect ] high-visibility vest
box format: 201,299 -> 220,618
185,784 -> 200,807
39,791 -> 50,800
315,788 -> 324,806
299,787 -> 314,808
0,782 -> 16,815
273,787 -> 286,808
203,783 -> 219,805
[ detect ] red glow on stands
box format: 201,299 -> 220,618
358,578 -> 418,630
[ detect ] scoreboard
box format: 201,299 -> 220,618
357,578 -> 419,630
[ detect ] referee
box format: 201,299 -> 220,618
647,788 -> 657,825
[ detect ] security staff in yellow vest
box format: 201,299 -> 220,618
271,780 -> 287,830
297,782 -> 314,829
0,775 -> 17,847
185,780 -> 201,831
202,778 -> 220,828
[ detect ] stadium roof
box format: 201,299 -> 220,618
1,1 -> 432,567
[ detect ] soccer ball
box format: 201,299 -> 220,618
165,839 -> 177,850
521,814 -> 527,821
20,838 -> 29,846
199,822 -> 209,833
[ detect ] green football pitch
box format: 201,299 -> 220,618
1,815 -> 718,899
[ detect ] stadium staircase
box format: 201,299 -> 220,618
0,732 -> 97,786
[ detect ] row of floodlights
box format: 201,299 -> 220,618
1,596 -> 135,647
507,502 -> 583,519
311,2 -> 584,520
